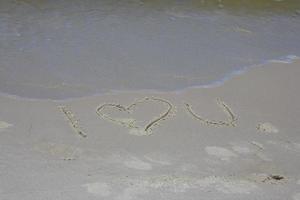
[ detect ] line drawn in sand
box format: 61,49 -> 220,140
184,98 -> 237,127
59,105 -> 87,138
96,97 -> 175,136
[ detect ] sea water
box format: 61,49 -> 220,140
1,0 -> 300,99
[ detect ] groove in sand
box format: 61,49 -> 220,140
96,97 -> 174,135
184,98 -> 237,127
59,106 -> 87,138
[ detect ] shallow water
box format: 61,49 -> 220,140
1,0 -> 300,99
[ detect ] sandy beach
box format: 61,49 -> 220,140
1,59 -> 300,199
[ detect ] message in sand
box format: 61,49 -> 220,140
184,98 -> 237,127
96,97 -> 174,136
59,105 -> 87,138
59,96 -> 277,137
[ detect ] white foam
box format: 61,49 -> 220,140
270,55 -> 300,64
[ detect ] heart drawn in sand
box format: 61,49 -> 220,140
96,97 -> 174,136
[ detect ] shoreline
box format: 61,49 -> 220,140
0,54 -> 299,102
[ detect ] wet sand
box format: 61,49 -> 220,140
1,60 -> 300,199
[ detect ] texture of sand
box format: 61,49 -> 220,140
1,60 -> 300,199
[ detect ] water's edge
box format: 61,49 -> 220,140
1,54 -> 298,102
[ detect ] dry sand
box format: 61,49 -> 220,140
1,60 -> 300,199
